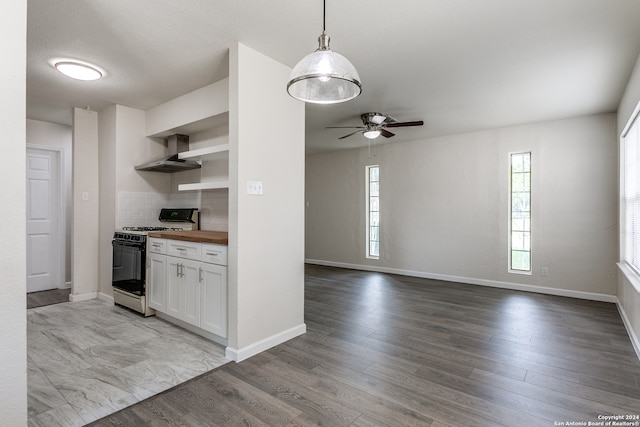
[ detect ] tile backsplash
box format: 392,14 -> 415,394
118,191 -> 196,228
117,191 -> 229,231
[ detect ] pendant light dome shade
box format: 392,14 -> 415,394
287,1 -> 362,104
287,34 -> 362,104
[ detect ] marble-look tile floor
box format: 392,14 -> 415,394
27,299 -> 229,426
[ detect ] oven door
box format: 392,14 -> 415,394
112,240 -> 146,296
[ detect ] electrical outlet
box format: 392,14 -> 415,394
541,267 -> 549,277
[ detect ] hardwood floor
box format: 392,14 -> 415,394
89,265 -> 640,426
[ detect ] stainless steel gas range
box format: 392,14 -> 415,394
111,208 -> 198,316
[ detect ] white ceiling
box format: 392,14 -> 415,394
27,0 -> 640,153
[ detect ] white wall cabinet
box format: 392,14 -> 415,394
147,237 -> 228,339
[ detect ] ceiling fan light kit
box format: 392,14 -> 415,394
326,112 -> 424,140
287,0 -> 362,104
363,128 -> 381,139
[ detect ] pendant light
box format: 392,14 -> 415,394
287,0 -> 362,104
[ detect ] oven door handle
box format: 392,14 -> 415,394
112,240 -> 146,249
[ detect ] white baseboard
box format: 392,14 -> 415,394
615,297 -> 640,362
97,292 -> 114,304
69,291 -> 98,302
155,311 -> 228,348
68,291 -> 113,304
226,323 -> 307,363
305,259 -> 617,303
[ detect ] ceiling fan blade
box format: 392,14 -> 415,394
326,126 -> 364,129
385,120 -> 424,128
382,115 -> 397,125
380,129 -> 395,138
339,130 -> 363,140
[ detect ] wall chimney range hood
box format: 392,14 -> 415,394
135,134 -> 201,173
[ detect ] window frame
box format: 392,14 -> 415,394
366,164 -> 380,260
621,105 -> 640,276
509,151 -> 532,274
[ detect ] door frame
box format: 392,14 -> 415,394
26,144 -> 67,291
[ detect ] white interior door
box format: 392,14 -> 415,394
26,148 -> 60,292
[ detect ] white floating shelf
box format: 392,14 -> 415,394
178,144 -> 229,161
178,180 -> 230,192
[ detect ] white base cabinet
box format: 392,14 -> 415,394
147,252 -> 167,312
147,237 -> 228,339
166,256 -> 201,325
200,262 -> 227,337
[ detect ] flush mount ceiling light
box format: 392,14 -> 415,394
53,59 -> 103,81
286,0 -> 362,104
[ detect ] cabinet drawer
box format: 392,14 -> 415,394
166,240 -> 201,260
202,244 -> 227,266
148,238 -> 166,254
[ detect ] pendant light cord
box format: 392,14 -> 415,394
323,0 -> 326,33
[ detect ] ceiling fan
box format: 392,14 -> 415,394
326,112 -> 424,140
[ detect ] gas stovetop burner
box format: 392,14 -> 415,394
122,226 -> 184,232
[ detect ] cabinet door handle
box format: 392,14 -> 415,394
199,267 -> 203,283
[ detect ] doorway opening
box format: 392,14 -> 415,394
26,146 -> 68,306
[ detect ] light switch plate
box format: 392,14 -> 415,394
247,180 -> 263,195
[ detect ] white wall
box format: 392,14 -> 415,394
72,108 -> 100,300
145,78 -> 228,137
98,105 -> 117,296
26,119 -> 72,283
227,43 -> 306,361
617,52 -> 640,355
618,53 -> 640,133
116,105 -> 170,194
306,113 -> 618,300
0,0 -> 27,424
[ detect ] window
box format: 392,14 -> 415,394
622,111 -> 640,273
366,165 -> 380,259
510,152 -> 531,272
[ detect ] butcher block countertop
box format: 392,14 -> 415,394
147,230 -> 228,245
